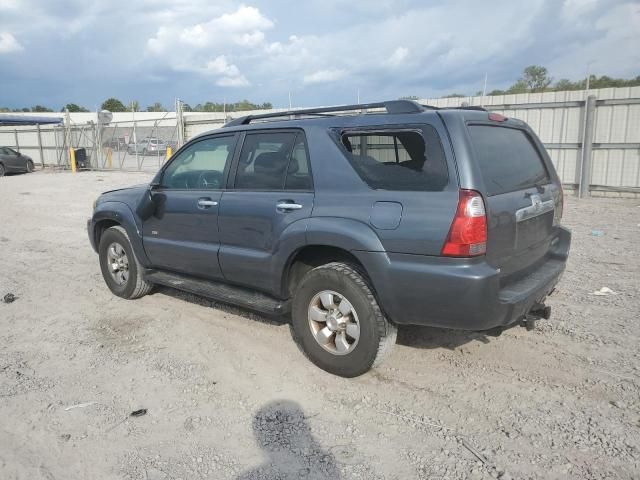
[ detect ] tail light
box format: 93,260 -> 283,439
442,190 -> 487,257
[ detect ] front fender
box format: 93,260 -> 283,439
90,201 -> 150,265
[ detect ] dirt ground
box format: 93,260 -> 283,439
1,170 -> 639,480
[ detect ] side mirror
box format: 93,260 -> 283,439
136,185 -> 160,220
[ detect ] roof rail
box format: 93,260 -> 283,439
222,100 -> 432,128
451,105 -> 488,111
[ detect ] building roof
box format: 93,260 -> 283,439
0,114 -> 64,126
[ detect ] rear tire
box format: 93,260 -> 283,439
0,164 -> 5,177
98,226 -> 152,299
291,262 -> 397,377
26,160 -> 34,173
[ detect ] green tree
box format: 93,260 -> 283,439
399,95 -> 420,100
146,102 -> 165,112
61,103 -> 89,112
553,79 -> 579,91
517,65 -> 552,92
181,103 -> 193,112
442,93 -> 465,98
101,98 -> 127,112
31,105 -> 53,112
190,100 -> 273,112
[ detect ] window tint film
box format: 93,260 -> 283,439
161,135 -> 235,189
468,125 -> 550,196
340,126 -> 448,191
235,132 -> 301,190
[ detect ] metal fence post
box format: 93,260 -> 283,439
578,95 -> 597,198
176,99 -> 185,147
14,129 -> 19,152
37,123 -> 45,168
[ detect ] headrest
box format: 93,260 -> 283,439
254,152 -> 288,174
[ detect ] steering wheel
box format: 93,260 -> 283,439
196,170 -> 223,189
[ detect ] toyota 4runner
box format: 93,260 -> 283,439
88,100 -> 571,377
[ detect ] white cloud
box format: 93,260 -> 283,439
203,55 -> 240,77
217,75 -> 250,87
0,31 -> 22,53
235,30 -> 265,47
563,0 -> 599,17
146,5 -> 273,55
388,46 -> 409,66
0,0 -> 20,10
216,5 -> 273,32
303,69 -> 346,84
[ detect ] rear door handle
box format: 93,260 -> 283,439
197,198 -> 218,208
276,202 -> 303,211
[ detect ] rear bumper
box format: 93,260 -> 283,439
358,226 -> 571,331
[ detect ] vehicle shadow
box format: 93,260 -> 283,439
396,324 -> 494,350
153,286 -> 494,352
237,400 -> 341,479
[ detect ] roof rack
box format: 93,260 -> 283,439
451,105 -> 488,111
222,100 -> 434,128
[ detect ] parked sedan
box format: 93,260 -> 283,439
0,147 -> 34,177
127,138 -> 168,156
103,137 -> 129,150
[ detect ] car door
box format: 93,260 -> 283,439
218,130 -> 314,295
142,133 -> 238,280
1,147 -> 23,171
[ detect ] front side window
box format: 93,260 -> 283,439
1,147 -> 18,155
161,135 -> 236,189
339,126 -> 448,191
234,131 -> 312,190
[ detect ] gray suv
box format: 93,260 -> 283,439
88,100 -> 571,377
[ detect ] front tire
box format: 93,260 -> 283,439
26,160 -> 34,173
98,226 -> 152,299
291,262 -> 397,377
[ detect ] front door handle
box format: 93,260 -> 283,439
276,202 -> 303,211
197,198 -> 218,208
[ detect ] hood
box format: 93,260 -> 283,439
97,183 -> 149,207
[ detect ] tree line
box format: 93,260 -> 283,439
98,98 -> 273,113
0,99 -> 273,114
2,66 -> 638,113
429,66 -> 640,99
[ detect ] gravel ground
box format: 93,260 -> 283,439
0,170 -> 639,480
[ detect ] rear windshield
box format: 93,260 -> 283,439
338,126 -> 448,191
468,125 -> 549,196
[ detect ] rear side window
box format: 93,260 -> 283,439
339,126 -> 448,191
235,131 -> 312,190
468,125 -> 550,196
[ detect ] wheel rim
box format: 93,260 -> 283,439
308,290 -> 360,355
27,161 -> 34,172
106,242 -> 130,286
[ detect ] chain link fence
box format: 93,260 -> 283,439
0,114 -> 180,173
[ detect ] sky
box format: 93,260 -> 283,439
0,0 -> 639,110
